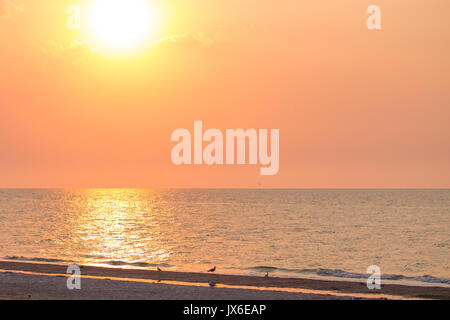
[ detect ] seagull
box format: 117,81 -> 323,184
264,272 -> 269,278
209,281 -> 216,287
157,267 -> 162,272
207,266 -> 216,272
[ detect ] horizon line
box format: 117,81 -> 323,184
0,187 -> 449,190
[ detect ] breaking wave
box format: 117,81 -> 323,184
248,266 -> 450,285
3,256 -> 449,285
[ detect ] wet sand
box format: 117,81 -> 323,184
0,260 -> 449,300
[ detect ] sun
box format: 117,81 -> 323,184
88,0 -> 157,52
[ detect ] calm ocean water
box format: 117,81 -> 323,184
0,189 -> 449,285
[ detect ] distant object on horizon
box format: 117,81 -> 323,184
207,266 -> 216,272
209,281 -> 216,287
157,267 -> 162,272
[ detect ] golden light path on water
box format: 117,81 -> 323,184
73,189 -> 173,265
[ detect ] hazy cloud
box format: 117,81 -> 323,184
0,0 -> 23,18
40,40 -> 98,65
153,33 -> 213,48
39,33 -> 213,64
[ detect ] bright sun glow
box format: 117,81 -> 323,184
88,0 -> 156,51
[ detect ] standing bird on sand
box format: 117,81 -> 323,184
264,272 -> 269,278
157,267 -> 162,272
207,266 -> 216,272
209,281 -> 216,287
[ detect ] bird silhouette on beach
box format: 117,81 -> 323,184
207,266 -> 216,272
209,281 -> 216,287
157,267 -> 162,272
264,272 -> 269,278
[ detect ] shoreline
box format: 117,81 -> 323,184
1,260 -> 449,300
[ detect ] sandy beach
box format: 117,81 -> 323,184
0,260 -> 449,300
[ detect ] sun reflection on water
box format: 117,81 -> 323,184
72,189 -> 173,266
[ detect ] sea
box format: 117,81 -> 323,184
0,189 -> 448,286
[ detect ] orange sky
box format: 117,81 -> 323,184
1,0 -> 449,188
